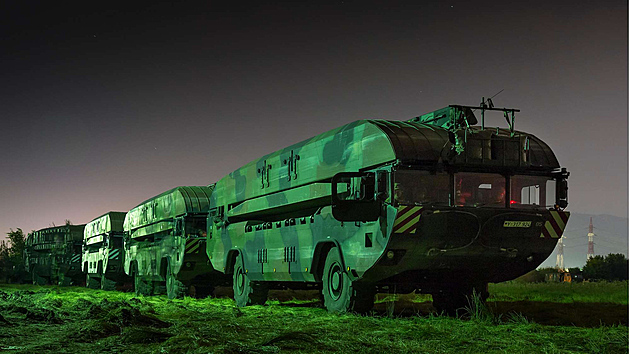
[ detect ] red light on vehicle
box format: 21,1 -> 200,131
510,200 -> 517,204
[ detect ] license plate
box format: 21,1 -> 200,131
503,221 -> 532,228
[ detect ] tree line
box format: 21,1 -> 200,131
0,228 -> 26,282
516,253 -> 628,283
581,253 -> 628,281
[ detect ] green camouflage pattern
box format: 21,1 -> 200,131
84,211 -> 126,240
209,121 -> 395,208
207,107 -> 570,297
123,186 -> 217,295
82,211 -> 128,289
207,120 -> 397,278
124,186 -> 213,239
24,224 -> 86,286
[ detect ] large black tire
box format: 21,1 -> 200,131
87,264 -> 103,289
101,276 -> 117,291
31,267 -> 47,286
166,261 -> 187,300
233,253 -> 268,307
59,274 -> 72,286
321,247 -> 375,313
134,269 -> 153,296
153,282 -> 167,295
86,274 -> 100,289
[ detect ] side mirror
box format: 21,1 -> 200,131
556,178 -> 568,209
553,168 -> 569,209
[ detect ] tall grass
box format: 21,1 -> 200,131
463,290 -> 498,324
0,283 -> 627,353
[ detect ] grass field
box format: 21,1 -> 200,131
0,282 -> 627,353
489,281 -> 629,304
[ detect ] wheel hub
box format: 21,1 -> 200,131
332,272 -> 340,291
328,263 -> 343,300
236,270 -> 245,294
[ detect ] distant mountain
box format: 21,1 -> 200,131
539,213 -> 628,269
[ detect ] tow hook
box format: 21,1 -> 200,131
500,248 -> 518,258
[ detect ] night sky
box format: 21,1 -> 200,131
1,1 -> 627,240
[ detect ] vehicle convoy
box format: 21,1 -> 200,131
206,101 -> 570,313
123,186 -> 221,299
24,224 -> 86,286
82,211 -> 130,290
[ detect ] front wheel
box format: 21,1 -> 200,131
233,253 -> 268,307
321,247 -> 375,313
101,276 -> 116,291
59,274 -> 72,286
133,265 -> 153,296
31,268 -> 44,286
166,261 -> 187,300
86,274 -> 100,289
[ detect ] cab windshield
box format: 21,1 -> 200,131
510,175 -> 555,209
394,170 -> 557,209
455,172 -> 505,207
393,170 -> 450,206
186,216 -> 207,237
109,236 -> 123,248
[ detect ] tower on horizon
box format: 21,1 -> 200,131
556,235 -> 565,270
587,217 -> 595,260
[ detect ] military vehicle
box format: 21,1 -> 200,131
82,211 -> 130,290
207,100 -> 570,313
123,186 -> 221,299
24,224 -> 86,286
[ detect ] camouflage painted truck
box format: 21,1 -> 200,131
24,224 -> 86,286
123,186 -> 221,299
83,211 -> 131,290
207,102 -> 570,314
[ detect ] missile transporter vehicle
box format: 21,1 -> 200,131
83,211 -> 130,290
24,224 -> 86,286
207,101 -> 570,314
124,186 -> 221,299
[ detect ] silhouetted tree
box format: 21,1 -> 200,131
0,229 -> 26,282
567,267 -> 581,275
6,228 -> 25,261
604,253 -> 628,281
583,255 -> 606,280
583,254 -> 628,281
0,241 -> 10,280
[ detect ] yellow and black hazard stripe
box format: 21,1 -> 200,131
71,254 -> 81,263
185,239 -> 203,254
540,210 -> 570,239
393,206 -> 423,234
